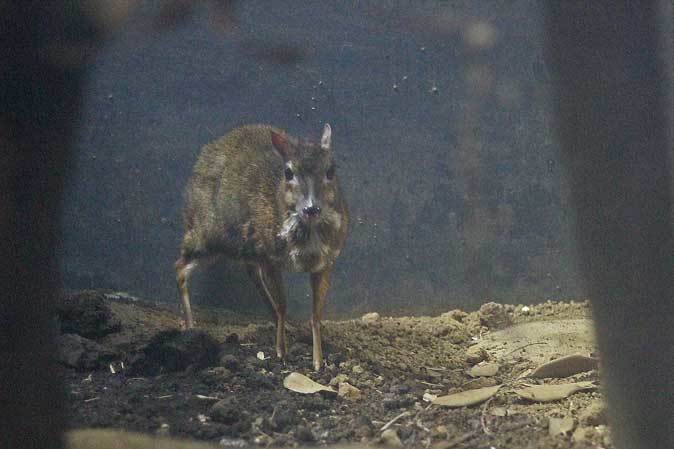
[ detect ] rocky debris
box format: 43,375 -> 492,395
218,353 -> 240,371
573,424 -> 611,446
465,344 -> 488,364
209,397 -> 245,425
218,437 -> 247,447
132,329 -> 220,375
441,309 -> 468,322
294,425 -> 316,442
361,312 -> 381,323
380,428 -> 403,448
478,301 -> 511,329
56,290 -> 121,338
57,333 -> 117,370
337,382 -> 361,401
548,416 -> 575,436
329,373 -> 349,386
579,399 -> 606,426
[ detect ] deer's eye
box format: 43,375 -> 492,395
284,167 -> 294,181
326,165 -> 335,180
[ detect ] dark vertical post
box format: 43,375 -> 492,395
545,2 -> 674,448
0,3 -> 98,449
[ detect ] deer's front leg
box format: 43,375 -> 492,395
310,270 -> 331,371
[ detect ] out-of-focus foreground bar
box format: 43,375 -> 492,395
545,2 -> 674,448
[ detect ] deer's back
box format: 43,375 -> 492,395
181,124 -> 284,260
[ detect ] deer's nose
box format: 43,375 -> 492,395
303,205 -> 321,218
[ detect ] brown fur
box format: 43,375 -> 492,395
176,124 -> 348,370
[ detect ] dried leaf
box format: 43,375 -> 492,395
432,384 -> 501,407
283,372 -> 336,395
549,416 -> 575,436
514,381 -> 596,402
489,406 -> 508,417
528,354 -> 598,378
467,362 -> 500,377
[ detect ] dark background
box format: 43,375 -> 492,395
58,0 -> 583,318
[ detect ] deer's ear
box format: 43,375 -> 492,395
320,123 -> 332,150
271,130 -> 291,160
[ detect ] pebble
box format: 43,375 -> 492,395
295,425 -> 315,442
219,354 -> 240,371
209,397 -> 242,424
478,302 -> 511,328
352,365 -> 365,375
579,399 -> 606,426
361,312 -> 381,323
380,429 -> 403,448
548,416 -> 575,436
218,437 -> 247,447
465,345 -> 488,364
329,374 -> 349,387
338,382 -> 361,401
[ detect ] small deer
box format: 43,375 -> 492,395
175,124 -> 348,370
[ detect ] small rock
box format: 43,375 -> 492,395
465,345 -> 488,364
156,423 -> 170,437
352,364 -> 365,375
219,354 -> 240,371
218,437 -> 247,447
440,309 -> 467,322
200,366 -> 232,386
253,434 -> 273,446
422,392 -> 437,402
56,290 -> 122,338
382,393 -> 415,410
389,384 -> 410,395
361,312 -> 381,323
572,426 -> 591,443
338,382 -> 361,401
209,397 -> 243,424
56,333 -> 117,370
579,399 -> 606,426
548,416 -> 575,436
329,373 -> 349,386
478,302 -> 511,329
380,429 -> 403,448
134,329 -> 220,375
433,425 -> 448,438
295,425 -> 315,442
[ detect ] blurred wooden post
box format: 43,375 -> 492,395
545,2 -> 674,448
0,2 -> 99,448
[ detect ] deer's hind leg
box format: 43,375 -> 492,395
175,254 -> 221,328
247,261 -> 287,360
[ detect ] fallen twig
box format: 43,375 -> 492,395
503,341 -> 547,357
380,411 -> 412,432
480,393 -> 497,435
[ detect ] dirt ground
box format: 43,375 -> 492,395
58,290 -> 611,449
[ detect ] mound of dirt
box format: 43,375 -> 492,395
60,291 -> 610,449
